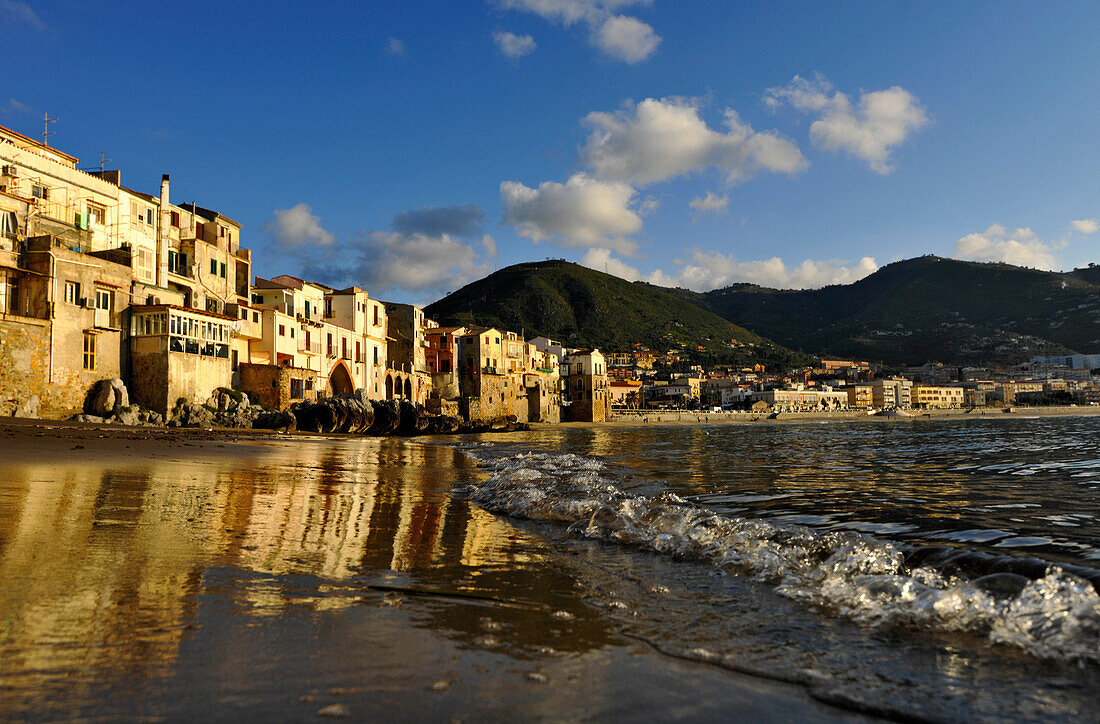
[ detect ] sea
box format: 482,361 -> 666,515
454,415 -> 1100,720
1,415 -> 1098,721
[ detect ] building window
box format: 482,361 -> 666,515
231,349 -> 239,370
279,324 -> 285,337
290,328 -> 295,339
170,210 -> 180,227
146,208 -> 154,226
327,334 -> 333,356
220,262 -> 226,278
374,305 -> 379,325
87,204 -> 106,227
31,184 -> 48,200
210,258 -> 218,275
325,298 -> 333,317
290,378 -> 304,399
195,222 -> 205,239
95,289 -> 111,311
0,210 -> 17,239
82,333 -> 96,370
373,346 -> 379,365
65,281 -> 80,305
356,341 -> 361,362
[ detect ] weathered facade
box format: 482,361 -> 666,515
237,362 -> 319,411
562,349 -> 610,422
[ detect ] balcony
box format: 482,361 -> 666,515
298,337 -> 322,355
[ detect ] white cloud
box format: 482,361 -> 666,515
689,191 -> 728,215
0,1 -> 45,30
494,30 -> 537,58
328,232 -> 491,296
262,204 -> 335,251
766,74 -> 929,174
670,251 -> 879,290
638,197 -> 660,215
501,173 -> 642,254
594,14 -> 659,63
953,224 -> 1060,270
1071,218 -> 1098,235
580,248 -> 875,290
581,97 -> 806,186
392,204 -> 484,237
3,98 -> 32,115
385,37 -> 405,56
482,234 -> 498,258
497,0 -> 659,62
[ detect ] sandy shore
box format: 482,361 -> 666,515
0,421 -> 859,721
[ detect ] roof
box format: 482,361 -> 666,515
131,303 -> 234,321
0,124 -> 79,164
187,203 -> 242,228
120,185 -> 157,203
252,276 -> 292,290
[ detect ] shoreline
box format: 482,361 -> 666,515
0,423 -> 859,721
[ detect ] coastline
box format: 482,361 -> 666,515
0,423 -> 857,721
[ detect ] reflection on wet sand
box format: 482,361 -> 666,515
0,438 -> 613,717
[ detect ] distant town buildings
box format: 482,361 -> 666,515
1,122 -> 1097,423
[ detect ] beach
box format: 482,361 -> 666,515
0,420 -> 856,721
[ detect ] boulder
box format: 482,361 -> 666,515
68,413 -> 105,424
12,394 -> 39,419
253,409 -> 296,433
168,399 -> 216,428
399,400 -> 432,436
369,399 -> 402,435
85,378 -> 128,417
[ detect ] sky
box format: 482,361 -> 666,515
3,0 -> 1099,304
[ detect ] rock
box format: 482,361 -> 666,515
12,394 -> 39,419
113,406 -> 140,426
253,409 -> 296,433
317,704 -> 349,718
206,388 -> 253,428
399,400 -> 431,436
369,400 -> 401,435
84,378 -> 128,417
168,399 -> 215,428
68,413 -> 105,424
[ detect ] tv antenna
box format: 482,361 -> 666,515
79,151 -> 112,173
42,113 -> 58,146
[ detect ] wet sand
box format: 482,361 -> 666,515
0,422 -> 859,721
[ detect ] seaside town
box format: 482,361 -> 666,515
1,122 -> 1098,430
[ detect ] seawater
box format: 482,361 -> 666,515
454,416 -> 1100,720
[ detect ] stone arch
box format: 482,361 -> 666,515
385,374 -> 394,400
328,361 -> 354,396
403,377 -> 412,400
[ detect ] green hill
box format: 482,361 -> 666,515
668,256 -> 1100,366
425,261 -> 807,367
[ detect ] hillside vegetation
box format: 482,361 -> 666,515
664,256 -> 1100,365
425,261 -> 807,367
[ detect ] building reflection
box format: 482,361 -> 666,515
0,436 -> 615,715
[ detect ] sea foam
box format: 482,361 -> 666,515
464,449 -> 1100,663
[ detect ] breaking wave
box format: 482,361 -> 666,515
464,449 -> 1100,664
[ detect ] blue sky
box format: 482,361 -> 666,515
3,1 -> 1098,303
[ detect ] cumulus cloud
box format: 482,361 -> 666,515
501,173 -> 642,254
594,14 -> 659,63
765,74 -> 929,174
953,224 -> 1060,270
262,204 -> 335,251
494,30 -> 537,58
3,98 -> 32,116
392,204 -> 485,237
689,191 -> 728,215
1071,219 -> 1098,235
496,0 -> 660,62
0,1 -> 45,30
672,252 -> 879,290
582,247 -> 878,290
263,204 -> 493,299
385,37 -> 405,56
308,231 -> 491,297
581,97 -> 806,186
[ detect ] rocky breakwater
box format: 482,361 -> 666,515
260,393 -> 528,437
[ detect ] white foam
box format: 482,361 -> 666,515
466,449 -> 1100,663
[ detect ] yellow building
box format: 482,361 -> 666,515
912,384 -> 965,409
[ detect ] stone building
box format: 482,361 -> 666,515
383,302 -> 433,405
562,349 -> 610,422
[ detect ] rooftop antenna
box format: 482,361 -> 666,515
79,151 -> 111,173
42,113 -> 58,146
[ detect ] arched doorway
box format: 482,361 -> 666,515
403,378 -> 412,400
385,375 -> 394,400
328,362 -> 354,396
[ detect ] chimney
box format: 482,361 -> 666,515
156,174 -> 170,288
